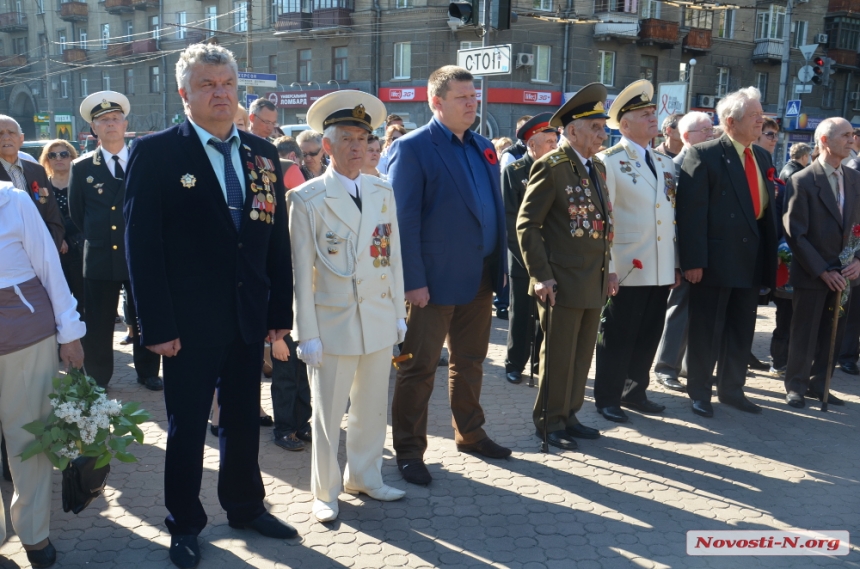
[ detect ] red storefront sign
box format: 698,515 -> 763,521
378,87 -> 561,106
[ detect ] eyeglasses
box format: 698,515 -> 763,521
303,148 -> 322,159
254,116 -> 278,128
762,131 -> 777,140
47,151 -> 71,159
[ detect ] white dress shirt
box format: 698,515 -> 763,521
188,119 -> 247,203
0,186 -> 85,344
332,168 -> 362,199
100,145 -> 129,179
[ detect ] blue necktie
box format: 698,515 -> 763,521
208,139 -> 243,230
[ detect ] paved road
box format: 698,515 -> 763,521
1,305 -> 858,568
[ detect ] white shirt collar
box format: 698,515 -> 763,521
622,136 -> 649,161
572,147 -> 591,170
332,168 -> 361,199
100,144 -> 129,164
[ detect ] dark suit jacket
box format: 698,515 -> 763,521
677,135 -> 778,289
502,152 -> 535,278
124,120 -> 293,348
0,160 -> 64,250
68,150 -> 129,281
784,160 -> 860,289
388,117 -> 507,305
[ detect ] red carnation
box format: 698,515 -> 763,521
31,181 -> 38,193
484,148 -> 498,165
766,167 -> 776,181
632,259 -> 643,270
853,224 -> 860,238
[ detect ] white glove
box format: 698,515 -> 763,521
396,318 -> 408,344
297,337 -> 323,368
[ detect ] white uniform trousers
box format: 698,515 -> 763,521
0,335 -> 57,545
310,346 -> 392,503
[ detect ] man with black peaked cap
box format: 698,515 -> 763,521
68,91 -> 162,390
502,112 -> 556,384
516,84 -> 612,450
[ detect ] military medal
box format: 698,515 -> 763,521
574,228 -> 584,237
86,176 -> 94,183
180,174 -> 196,188
93,152 -> 101,166
581,178 -> 589,187
250,210 -> 260,221
250,171 -> 258,181
327,246 -> 338,254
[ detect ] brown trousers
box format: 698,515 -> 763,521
392,265 -> 494,460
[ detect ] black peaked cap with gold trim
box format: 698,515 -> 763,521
549,83 -> 609,129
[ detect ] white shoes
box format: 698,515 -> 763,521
312,499 -> 339,522
343,483 -> 406,502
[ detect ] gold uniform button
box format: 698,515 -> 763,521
112,245 -> 117,250
381,274 -> 387,280
357,279 -> 362,285
111,206 -> 116,211
657,220 -> 662,225
111,225 -> 117,230
359,297 -> 363,303
601,267 -> 605,272
381,292 -> 387,298
658,236 -> 662,241
673,220 -> 677,225
656,204 -> 660,208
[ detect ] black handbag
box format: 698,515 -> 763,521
61,456 -> 110,515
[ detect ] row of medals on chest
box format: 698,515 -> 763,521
326,224 -> 392,268
249,169 -> 276,224
567,178 -> 608,239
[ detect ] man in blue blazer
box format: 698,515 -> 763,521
389,65 -> 510,486
124,44 -> 296,568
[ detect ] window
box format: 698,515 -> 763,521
268,54 -> 277,74
532,45 -> 550,82
595,0 -> 638,13
640,0 -> 659,19
685,8 -> 712,29
825,17 -> 860,51
101,24 -> 110,50
102,71 -> 110,91
791,20 -> 808,48
35,0 -> 43,13
298,49 -> 311,81
640,55 -> 657,85
533,0 -> 552,10
150,16 -> 160,39
393,42 -> 410,79
176,12 -> 187,39
58,30 -> 66,52
149,66 -> 160,92
756,72 -> 768,102
37,33 -> 45,57
79,29 -> 87,47
125,68 -> 134,95
395,0 -> 411,7
81,74 -> 88,97
756,5 -> 786,40
206,6 -> 217,35
123,20 -> 133,41
597,50 -> 615,86
13,36 -> 27,56
717,67 -> 730,97
234,2 -> 248,33
333,47 -> 348,81
718,9 -> 734,39
460,41 -> 481,49
60,75 -> 68,98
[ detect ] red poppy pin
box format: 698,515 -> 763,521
853,224 -> 860,238
484,148 -> 498,165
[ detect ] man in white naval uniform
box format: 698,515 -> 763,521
288,91 -> 407,523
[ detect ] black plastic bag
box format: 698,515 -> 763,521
61,456 -> 110,514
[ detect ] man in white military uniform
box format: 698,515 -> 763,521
593,79 -> 681,424
289,91 -> 407,523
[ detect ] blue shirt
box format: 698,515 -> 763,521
189,119 -> 247,203
433,118 -> 498,256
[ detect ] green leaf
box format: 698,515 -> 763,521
50,427 -> 63,441
129,424 -> 144,444
57,456 -> 70,471
114,451 -> 137,463
122,401 -> 141,414
41,432 -> 52,448
94,430 -> 109,444
19,440 -> 44,461
118,417 -> 133,427
22,420 -> 46,436
112,426 -> 130,437
129,414 -> 149,425
46,452 -> 61,469
94,451 -> 112,469
108,438 -> 129,452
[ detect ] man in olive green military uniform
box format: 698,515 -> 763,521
516,83 -> 612,451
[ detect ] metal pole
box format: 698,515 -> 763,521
246,0 -> 254,98
776,0 -> 793,169
479,0 -> 491,137
34,0 -> 54,137
822,290 -> 842,412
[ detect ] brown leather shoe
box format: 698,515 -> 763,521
456,437 -> 512,459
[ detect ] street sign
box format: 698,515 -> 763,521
785,100 -> 802,117
238,72 -> 277,88
457,45 -> 512,77
797,65 -> 814,83
246,94 -> 259,108
799,44 -> 818,61
795,84 -> 813,94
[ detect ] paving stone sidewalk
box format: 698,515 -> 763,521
1,304 -> 858,568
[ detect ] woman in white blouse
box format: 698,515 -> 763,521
0,181 -> 85,568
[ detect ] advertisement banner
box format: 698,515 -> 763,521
656,82 -> 688,128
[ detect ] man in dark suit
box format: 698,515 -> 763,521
389,65 -> 510,486
68,92 -> 162,391
783,117 -> 859,408
125,44 -> 296,568
677,87 -> 778,418
502,112 -> 555,384
0,116 -> 64,249
836,153 -> 860,376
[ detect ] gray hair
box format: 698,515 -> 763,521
0,115 -> 22,134
662,113 -> 683,134
789,142 -> 811,160
175,43 -> 238,94
563,118 -> 589,143
249,98 -> 276,116
814,117 -> 850,148
678,111 -> 713,136
716,87 -> 761,124
321,125 -> 339,144
296,129 -> 322,146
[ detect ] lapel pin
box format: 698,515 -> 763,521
382,203 -> 388,213
181,174 -> 197,188
86,176 -> 94,183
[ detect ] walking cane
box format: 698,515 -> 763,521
528,296 -> 537,388
539,285 -> 556,453
822,289 -> 842,412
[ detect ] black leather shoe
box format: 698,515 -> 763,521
565,423 -> 600,439
691,400 -> 714,417
536,429 -> 577,450
806,388 -> 845,406
209,423 -> 218,436
786,392 -> 805,409
438,356 -> 448,367
718,395 -> 762,414
397,458 -> 432,485
26,541 -> 57,569
229,512 -> 298,539
748,355 -> 770,371
621,398 -> 666,414
259,415 -> 274,427
839,361 -> 860,375
296,425 -> 312,442
496,308 -> 509,320
169,535 -> 199,569
457,437 -> 512,459
596,405 -> 629,423
506,371 -> 522,385
137,376 -> 164,391
657,376 -> 685,392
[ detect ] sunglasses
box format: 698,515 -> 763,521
303,149 -> 322,158
47,151 -> 71,159
762,131 -> 777,140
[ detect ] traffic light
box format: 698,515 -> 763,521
448,1 -> 477,26
823,57 -> 835,86
449,0 -> 516,29
811,57 -> 824,85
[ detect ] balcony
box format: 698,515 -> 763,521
58,1 -> 88,22
131,0 -> 159,10
0,12 -> 27,32
184,32 -> 205,46
752,38 -> 784,64
638,19 -> 680,48
683,28 -> 712,52
828,47 -> 859,69
827,0 -> 860,14
62,48 -> 87,63
275,11 -> 312,32
0,54 -> 28,70
106,42 -> 132,58
593,12 -> 639,42
132,38 -> 158,54
105,0 -> 134,14
312,0 -> 354,29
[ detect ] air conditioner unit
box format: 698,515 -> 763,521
698,94 -> 716,108
851,92 -> 860,101
814,33 -> 829,44
516,53 -> 534,68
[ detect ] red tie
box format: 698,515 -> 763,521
744,148 -> 761,218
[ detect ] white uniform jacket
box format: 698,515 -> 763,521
288,168 -> 406,356
597,138 -> 679,287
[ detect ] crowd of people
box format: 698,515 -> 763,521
0,40 -> 856,568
